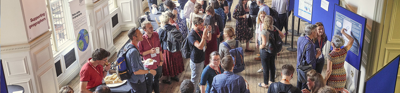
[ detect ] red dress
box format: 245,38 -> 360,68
204,25 -> 221,66
162,50 -> 184,76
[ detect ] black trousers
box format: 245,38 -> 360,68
277,13 -> 288,31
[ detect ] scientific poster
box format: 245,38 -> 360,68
334,12 -> 362,56
70,0 -> 92,64
298,0 -> 313,21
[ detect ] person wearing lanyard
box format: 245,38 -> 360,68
138,21 -> 164,93
79,48 -> 111,93
313,22 -> 328,74
126,27 -> 157,93
187,17 -> 212,93
296,24 -> 321,90
210,56 -> 249,93
200,51 -> 224,93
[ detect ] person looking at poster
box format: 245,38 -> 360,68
325,28 -> 354,92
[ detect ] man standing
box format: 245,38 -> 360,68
138,21 -> 164,93
183,0 -> 197,30
126,27 -> 157,93
80,48 -> 111,93
268,64 -> 301,93
210,56 -> 249,93
187,17 -> 212,93
271,0 -> 289,31
296,24 -> 321,90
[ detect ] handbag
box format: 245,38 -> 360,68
297,42 -> 313,83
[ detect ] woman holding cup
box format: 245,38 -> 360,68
233,0 -> 254,52
314,22 -> 328,74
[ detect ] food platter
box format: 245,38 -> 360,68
106,80 -> 127,87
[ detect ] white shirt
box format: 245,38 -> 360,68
271,0 -> 289,14
183,1 -> 196,19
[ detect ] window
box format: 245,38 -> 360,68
108,0 -> 117,13
48,0 -> 71,52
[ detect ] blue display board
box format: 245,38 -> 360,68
294,0 -> 313,23
311,0 -> 339,41
1,59 -> 8,93
288,0 -> 294,12
331,4 -> 366,70
365,55 -> 400,93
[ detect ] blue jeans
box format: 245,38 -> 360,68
297,80 -> 308,90
144,66 -> 162,93
190,60 -> 204,92
227,0 -> 233,19
260,49 -> 276,84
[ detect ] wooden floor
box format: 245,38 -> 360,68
67,0 -> 328,93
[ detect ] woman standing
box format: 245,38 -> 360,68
188,3 -> 204,30
258,15 -> 272,88
218,27 -> 241,61
204,15 -> 220,66
200,51 -> 224,93
158,11 -> 184,84
211,0 -> 226,26
325,28 -> 354,92
233,0 -> 253,52
301,70 -> 326,93
255,11 -> 266,73
314,22 -> 328,74
164,0 -> 189,37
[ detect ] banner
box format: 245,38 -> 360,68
70,0 -> 92,64
20,0 -> 50,41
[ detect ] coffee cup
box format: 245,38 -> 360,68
155,47 -> 160,54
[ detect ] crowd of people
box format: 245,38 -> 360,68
69,0 -> 355,93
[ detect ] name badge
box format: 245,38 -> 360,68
151,53 -> 157,58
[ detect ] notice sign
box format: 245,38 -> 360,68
20,0 -> 49,41
334,12 -> 362,56
298,0 -> 313,21
70,0 -> 92,64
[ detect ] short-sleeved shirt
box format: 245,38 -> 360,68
260,29 -> 270,50
188,29 -> 205,63
138,32 -> 161,69
200,65 -> 224,93
296,36 -> 317,69
80,58 -> 104,89
125,44 -> 146,83
267,82 -> 302,93
210,71 -> 249,93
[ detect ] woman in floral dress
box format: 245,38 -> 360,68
233,0 -> 253,52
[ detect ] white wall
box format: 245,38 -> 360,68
343,0 -> 377,20
0,0 -> 29,46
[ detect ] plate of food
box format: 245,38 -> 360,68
104,73 -> 127,87
143,59 -> 156,65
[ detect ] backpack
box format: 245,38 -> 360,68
164,27 -> 184,53
116,46 -> 134,80
222,40 -> 245,73
268,27 -> 283,54
249,1 -> 259,15
181,37 -> 192,59
269,8 -> 280,27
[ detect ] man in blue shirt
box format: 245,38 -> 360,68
125,27 -> 157,93
210,56 -> 249,93
187,17 -> 212,93
296,24 -> 321,90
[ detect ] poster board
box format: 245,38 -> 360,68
332,4 -> 366,70
294,0 -> 313,23
69,0 -> 92,64
311,0 -> 339,41
364,55 -> 400,93
1,59 -> 8,93
20,0 -> 49,41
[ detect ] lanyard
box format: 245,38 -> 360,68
305,36 -> 312,42
145,35 -> 153,48
214,66 -> 221,75
319,38 -> 323,48
196,31 -> 202,38
88,62 -> 101,75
